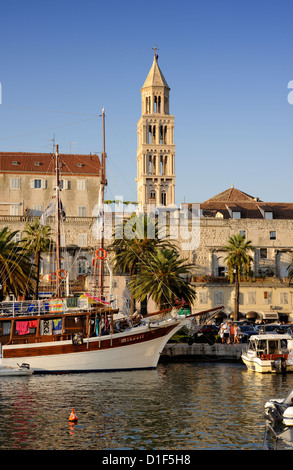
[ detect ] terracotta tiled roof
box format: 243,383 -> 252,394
202,186 -> 260,203
0,152 -> 101,176
184,186 -> 293,219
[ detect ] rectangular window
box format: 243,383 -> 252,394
232,211 -> 241,219
265,211 -> 273,219
198,292 -> 208,304
10,204 -> 20,216
263,291 -> 272,304
239,230 -> 246,238
61,179 -> 71,190
78,233 -> 88,247
13,232 -> 21,242
77,179 -> 87,191
78,206 -> 87,217
10,177 -> 20,189
260,248 -> 267,259
247,291 -> 256,304
214,291 -> 224,305
270,231 -> 276,240
30,179 -> 47,189
280,292 -> 289,305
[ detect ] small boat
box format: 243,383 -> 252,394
264,387 -> 293,424
264,421 -> 293,450
241,333 -> 293,373
264,388 -> 293,449
0,363 -> 33,376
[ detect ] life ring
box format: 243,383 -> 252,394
95,248 -> 107,260
57,269 -> 67,280
49,272 -> 57,282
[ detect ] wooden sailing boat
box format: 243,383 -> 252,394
0,110 -> 223,373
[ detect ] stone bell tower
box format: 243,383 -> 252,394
136,47 -> 175,209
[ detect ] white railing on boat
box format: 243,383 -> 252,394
0,300 -> 48,317
0,298 -> 90,317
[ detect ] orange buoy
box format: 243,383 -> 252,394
69,408 -> 78,422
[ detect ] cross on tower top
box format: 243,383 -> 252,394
152,44 -> 159,60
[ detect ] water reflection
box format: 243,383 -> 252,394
1,363 -> 293,449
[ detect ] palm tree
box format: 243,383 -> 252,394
222,234 -> 254,320
22,219 -> 53,299
109,213 -> 173,313
128,248 -> 196,310
0,227 -> 34,301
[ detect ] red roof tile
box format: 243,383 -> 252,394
0,152 -> 101,176
183,187 -> 293,219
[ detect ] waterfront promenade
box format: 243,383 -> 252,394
161,342 -> 243,362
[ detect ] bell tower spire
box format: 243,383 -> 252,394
136,48 -> 175,209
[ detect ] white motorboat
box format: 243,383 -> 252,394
241,333 -> 293,373
0,363 -> 33,376
265,387 -> 293,424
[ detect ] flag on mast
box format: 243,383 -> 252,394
40,200 -> 56,225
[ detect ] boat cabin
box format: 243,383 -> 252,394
0,298 -> 120,351
247,334 -> 293,360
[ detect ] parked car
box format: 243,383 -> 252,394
237,324 -> 258,343
254,323 -> 283,334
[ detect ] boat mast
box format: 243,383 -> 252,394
55,144 -> 62,298
98,108 -> 106,299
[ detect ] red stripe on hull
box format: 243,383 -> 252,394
3,324 -> 178,359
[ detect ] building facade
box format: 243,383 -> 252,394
181,186 -> 293,322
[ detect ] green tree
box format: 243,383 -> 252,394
109,214 -> 172,313
128,248 -> 196,310
222,234 -> 254,320
0,227 -> 34,301
22,219 -> 53,299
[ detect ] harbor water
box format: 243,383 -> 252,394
0,361 -> 293,450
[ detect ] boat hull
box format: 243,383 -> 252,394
0,366 -> 33,376
241,353 -> 293,373
1,318 -> 184,373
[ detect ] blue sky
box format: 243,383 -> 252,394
1,0 -> 293,205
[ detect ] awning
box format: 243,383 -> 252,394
260,311 -> 279,320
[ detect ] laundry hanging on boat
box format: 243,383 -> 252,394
40,319 -> 52,335
16,321 -> 30,335
29,320 -> 38,328
52,319 -> 62,335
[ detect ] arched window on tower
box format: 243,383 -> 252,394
148,155 -> 152,175
159,125 -> 163,144
152,155 -> 156,175
145,96 -> 151,114
160,155 -> 164,175
160,155 -> 167,175
154,95 -> 161,113
161,191 -> 166,206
